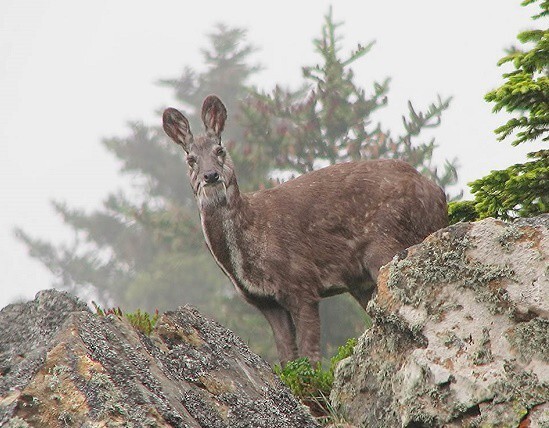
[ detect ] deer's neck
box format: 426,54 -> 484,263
198,178 -> 256,295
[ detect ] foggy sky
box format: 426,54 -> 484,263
0,0 -> 542,308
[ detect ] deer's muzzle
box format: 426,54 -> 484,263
204,171 -> 220,184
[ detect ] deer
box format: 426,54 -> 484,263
162,95 -> 448,364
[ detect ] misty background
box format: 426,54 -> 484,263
0,1 -> 539,313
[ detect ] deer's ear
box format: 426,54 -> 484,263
163,108 -> 193,152
201,95 -> 227,137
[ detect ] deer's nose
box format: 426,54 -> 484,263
204,171 -> 220,184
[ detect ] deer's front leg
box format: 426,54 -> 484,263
292,300 -> 321,365
257,301 -> 298,365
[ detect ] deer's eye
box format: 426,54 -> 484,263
215,146 -> 225,157
186,155 -> 197,166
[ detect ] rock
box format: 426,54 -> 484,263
0,290 -> 319,427
330,215 -> 549,428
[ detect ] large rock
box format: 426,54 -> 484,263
0,290 -> 318,427
331,215 -> 548,427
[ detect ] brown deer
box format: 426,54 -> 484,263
162,95 -> 448,364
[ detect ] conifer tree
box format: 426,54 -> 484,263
449,0 -> 548,222
239,8 -> 458,192
15,25 -> 259,312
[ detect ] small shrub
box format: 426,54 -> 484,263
329,337 -> 357,373
93,302 -> 159,335
92,302 -> 123,317
125,309 -> 159,335
274,358 -> 333,399
274,338 -> 357,418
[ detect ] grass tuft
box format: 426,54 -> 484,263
92,302 -> 159,335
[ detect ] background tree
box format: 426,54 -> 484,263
17,11 -> 458,361
15,25 -> 277,357
449,0 -> 548,223
239,9 -> 458,192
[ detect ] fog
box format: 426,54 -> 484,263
0,0 -> 540,309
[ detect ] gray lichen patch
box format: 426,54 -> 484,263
154,315 -> 204,347
468,217 -> 548,317
330,301 -> 425,427
471,327 -> 494,366
4,416 -> 31,428
497,224 -> 526,252
198,372 -> 236,395
10,339 -> 94,427
367,301 -> 427,348
489,360 -> 549,419
386,222 -> 516,318
508,318 -> 549,363
45,364 -> 70,393
387,232 -> 470,305
1,290 -> 319,427
85,371 -> 129,421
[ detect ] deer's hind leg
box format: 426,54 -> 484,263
290,299 -> 321,365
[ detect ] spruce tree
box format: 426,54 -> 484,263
239,8 -> 458,192
15,25 -> 259,313
449,0 -> 548,222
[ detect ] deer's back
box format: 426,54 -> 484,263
245,159 -> 447,238
235,159 -> 447,298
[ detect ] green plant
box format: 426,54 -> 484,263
92,302 -> 123,317
448,200 -> 479,224
274,338 -> 357,418
93,302 -> 159,335
275,358 -> 333,399
125,309 -> 159,335
329,337 -> 357,374
469,150 -> 548,220
454,0 -> 548,222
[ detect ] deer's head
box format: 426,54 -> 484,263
163,96 -> 235,209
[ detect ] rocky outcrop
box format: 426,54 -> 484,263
331,215 -> 548,427
0,290 -> 318,427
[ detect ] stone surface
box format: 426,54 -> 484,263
330,215 -> 549,428
0,290 -> 318,427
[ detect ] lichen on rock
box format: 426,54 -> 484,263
331,215 -> 549,427
0,290 -> 319,427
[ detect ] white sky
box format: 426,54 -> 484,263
0,1 -> 541,309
